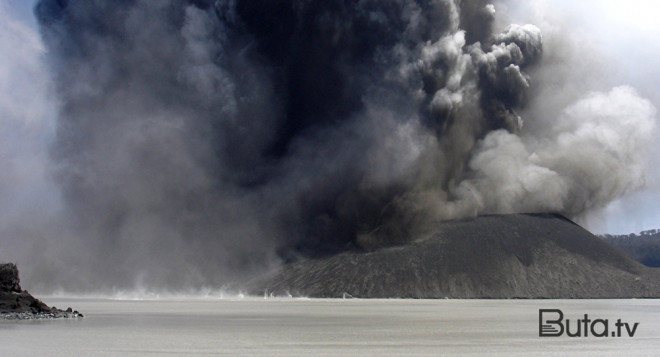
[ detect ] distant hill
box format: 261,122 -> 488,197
248,214 -> 660,298
601,230 -> 660,267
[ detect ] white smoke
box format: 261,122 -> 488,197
456,86 -> 656,217
496,0 -> 660,233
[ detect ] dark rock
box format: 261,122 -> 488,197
248,213 -> 660,298
0,263 -> 22,293
0,263 -> 82,319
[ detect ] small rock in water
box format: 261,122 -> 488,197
0,263 -> 83,319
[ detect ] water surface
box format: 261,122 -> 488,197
1,298 -> 659,356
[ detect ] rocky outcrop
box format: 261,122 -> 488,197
0,263 -> 21,293
248,214 -> 660,298
0,263 -> 82,319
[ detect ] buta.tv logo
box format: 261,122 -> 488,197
539,309 -> 639,338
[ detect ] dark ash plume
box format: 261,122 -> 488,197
30,0 -> 655,291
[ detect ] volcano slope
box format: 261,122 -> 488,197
248,214 -> 660,298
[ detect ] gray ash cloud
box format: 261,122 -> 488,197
30,0 -> 655,290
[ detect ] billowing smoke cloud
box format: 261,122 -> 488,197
0,2 -> 66,289
458,86 -> 656,214
16,0 -> 655,291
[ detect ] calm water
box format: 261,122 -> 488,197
1,298 -> 660,356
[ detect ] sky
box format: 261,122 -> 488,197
0,0 -> 659,253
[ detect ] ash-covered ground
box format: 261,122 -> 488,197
249,214 -> 660,298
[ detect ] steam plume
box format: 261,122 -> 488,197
16,0 -> 656,290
